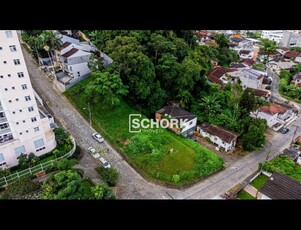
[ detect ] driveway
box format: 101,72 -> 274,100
23,48 -> 301,199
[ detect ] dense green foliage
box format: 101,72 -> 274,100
252,63 -> 265,71
95,167 -> 119,187
246,31 -> 261,39
84,30 -> 238,115
0,177 -> 41,199
263,156 -> 301,182
259,38 -> 277,63
279,70 -> 301,102
290,46 -> 301,52
41,170 -> 115,199
17,153 -> 39,169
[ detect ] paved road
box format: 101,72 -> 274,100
23,48 -> 301,199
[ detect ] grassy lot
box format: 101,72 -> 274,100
263,155 -> 301,182
236,190 -> 255,200
64,77 -> 224,186
250,174 -> 269,190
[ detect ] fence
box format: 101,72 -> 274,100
0,136 -> 76,188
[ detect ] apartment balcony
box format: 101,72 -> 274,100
0,127 -> 12,136
0,133 -> 14,145
0,117 -> 7,124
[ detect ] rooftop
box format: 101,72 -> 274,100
260,103 -> 287,115
259,172 -> 301,199
293,74 -> 301,80
246,88 -> 270,98
284,50 -> 301,58
156,106 -> 197,122
239,50 -> 251,55
243,69 -> 264,80
200,122 -> 239,144
207,67 -> 227,85
59,41 -> 71,50
240,58 -> 255,66
62,48 -> 79,58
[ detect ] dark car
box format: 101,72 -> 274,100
279,128 -> 289,134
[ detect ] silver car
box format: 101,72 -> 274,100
92,132 -> 104,143
99,157 -> 111,169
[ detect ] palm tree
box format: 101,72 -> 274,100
199,94 -> 221,117
259,38 -> 277,64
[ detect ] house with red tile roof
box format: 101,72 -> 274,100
198,122 -> 239,152
252,102 -> 295,131
206,67 -> 229,85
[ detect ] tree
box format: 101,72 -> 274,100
95,167 -> 119,187
85,71 -> 128,108
41,170 -> 115,200
214,34 -> 230,49
199,94 -> 222,119
259,38 -> 277,63
238,90 -> 258,117
242,119 -> 267,151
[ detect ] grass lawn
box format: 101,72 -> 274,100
64,77 -> 224,186
236,190 -> 255,200
250,174 -> 269,190
263,155 -> 301,182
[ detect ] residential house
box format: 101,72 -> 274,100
240,69 -> 264,89
252,102 -> 294,131
206,67 -> 229,85
155,106 -> 197,136
275,47 -> 289,55
240,58 -> 255,67
230,63 -> 249,70
291,74 -> 301,87
267,61 -> 297,74
281,30 -> 301,47
197,122 -> 239,152
239,50 -> 253,59
258,172 -> 301,199
246,88 -> 271,101
283,50 -> 301,60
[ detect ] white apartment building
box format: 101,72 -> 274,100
0,30 -> 56,168
261,30 -> 283,44
281,30 -> 301,47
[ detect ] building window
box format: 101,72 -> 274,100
19,109 -> 22,112
0,47 -> 2,50
26,130 -> 29,133
0,123 -> 9,129
0,153 -> 5,163
189,121 -> 193,125
77,71 -> 80,77
18,72 -> 24,78
15,98 -> 19,102
23,120 -> 25,123
0,76 -> 3,78
34,138 -> 44,149
19,132 -> 22,135
31,117 -> 37,122
4,88 -> 8,91
21,84 -> 27,90
25,96 -> 31,101
16,122 -> 19,125
9,45 -> 17,52
12,87 -> 15,90
13,59 -> 20,65
8,74 -> 11,77
14,145 -> 26,157
8,100 -> 12,103
28,106 -> 34,112
3,61 -> 7,64
12,111 -> 15,114
34,127 -> 39,132
5,31 -> 13,38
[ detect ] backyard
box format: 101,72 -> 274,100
250,174 -> 269,190
64,77 -> 224,186
236,190 -> 255,200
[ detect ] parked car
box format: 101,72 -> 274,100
279,128 -> 289,134
88,147 -> 100,158
92,132 -> 104,143
99,157 -> 111,169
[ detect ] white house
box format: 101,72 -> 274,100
267,61 -> 297,74
240,69 -> 264,89
239,50 -> 253,59
197,122 -> 239,152
252,102 -> 294,131
156,106 -> 197,136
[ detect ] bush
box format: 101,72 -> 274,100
95,167 -> 119,187
205,137 -> 212,144
56,158 -> 78,170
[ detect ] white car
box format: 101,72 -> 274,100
88,147 -> 100,158
99,157 -> 111,169
92,132 -> 104,143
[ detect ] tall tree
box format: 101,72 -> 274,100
259,38 -> 277,63
85,71 -> 128,108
